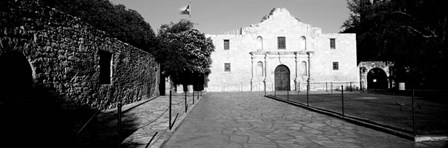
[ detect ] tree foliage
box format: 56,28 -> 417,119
41,0 -> 156,52
342,0 -> 448,88
156,20 -> 214,87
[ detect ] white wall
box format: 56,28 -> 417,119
205,8 -> 359,92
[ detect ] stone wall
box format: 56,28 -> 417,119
0,0 -> 159,109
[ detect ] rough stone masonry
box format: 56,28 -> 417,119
0,0 -> 159,109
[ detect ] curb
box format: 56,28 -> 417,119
149,95 -> 204,148
265,95 -> 448,142
103,95 -> 159,114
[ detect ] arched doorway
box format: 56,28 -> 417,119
275,65 -> 290,91
359,61 -> 394,90
367,68 -> 388,89
0,52 -> 33,104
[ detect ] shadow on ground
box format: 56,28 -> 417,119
0,85 -> 141,148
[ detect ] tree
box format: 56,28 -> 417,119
41,0 -> 156,52
342,0 -> 448,89
156,20 -> 214,91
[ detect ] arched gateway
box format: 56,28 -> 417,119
275,65 -> 290,91
359,61 -> 394,90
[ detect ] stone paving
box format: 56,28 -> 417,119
164,92 -> 447,148
117,92 -> 201,147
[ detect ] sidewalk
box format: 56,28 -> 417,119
116,92 -> 203,147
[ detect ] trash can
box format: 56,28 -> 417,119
399,82 -> 405,91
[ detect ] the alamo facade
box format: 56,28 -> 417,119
205,8 -> 359,92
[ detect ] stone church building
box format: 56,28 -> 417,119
205,8 -> 359,92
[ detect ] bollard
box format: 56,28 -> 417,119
350,82 -> 353,92
197,91 -> 199,100
184,92 -> 187,113
193,91 -> 195,105
287,90 -> 289,101
326,82 -> 328,92
169,90 -> 172,130
306,83 -> 309,107
412,89 -> 415,136
331,82 -> 333,95
341,85 -> 345,116
145,132 -> 158,148
117,98 -> 122,142
298,82 -> 301,93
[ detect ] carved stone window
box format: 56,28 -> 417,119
224,39 -> 229,50
330,38 -> 336,49
278,37 -> 286,49
333,62 -> 339,70
224,63 -> 231,72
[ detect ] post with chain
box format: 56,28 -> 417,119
306,82 -> 309,107
184,91 -> 188,113
412,89 -> 416,136
117,93 -> 123,140
169,90 -> 172,130
341,85 -> 345,116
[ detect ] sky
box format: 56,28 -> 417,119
108,0 -> 351,34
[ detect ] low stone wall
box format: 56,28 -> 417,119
0,0 -> 159,109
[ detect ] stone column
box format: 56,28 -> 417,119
250,53 -> 254,91
307,52 -> 311,91
264,52 -> 268,91
294,52 -> 298,91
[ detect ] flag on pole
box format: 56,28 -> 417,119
179,5 -> 190,15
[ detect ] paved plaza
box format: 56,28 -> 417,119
164,92 -> 446,148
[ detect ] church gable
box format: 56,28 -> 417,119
259,8 -> 301,26
242,8 -> 320,36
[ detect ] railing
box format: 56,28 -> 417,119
75,88 -> 204,147
266,83 -> 448,137
169,89 -> 203,130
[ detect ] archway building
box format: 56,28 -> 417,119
358,61 -> 394,90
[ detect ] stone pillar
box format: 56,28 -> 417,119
307,52 -> 311,91
361,68 -> 368,90
250,53 -> 254,91
264,52 -> 268,91
294,52 -> 298,91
